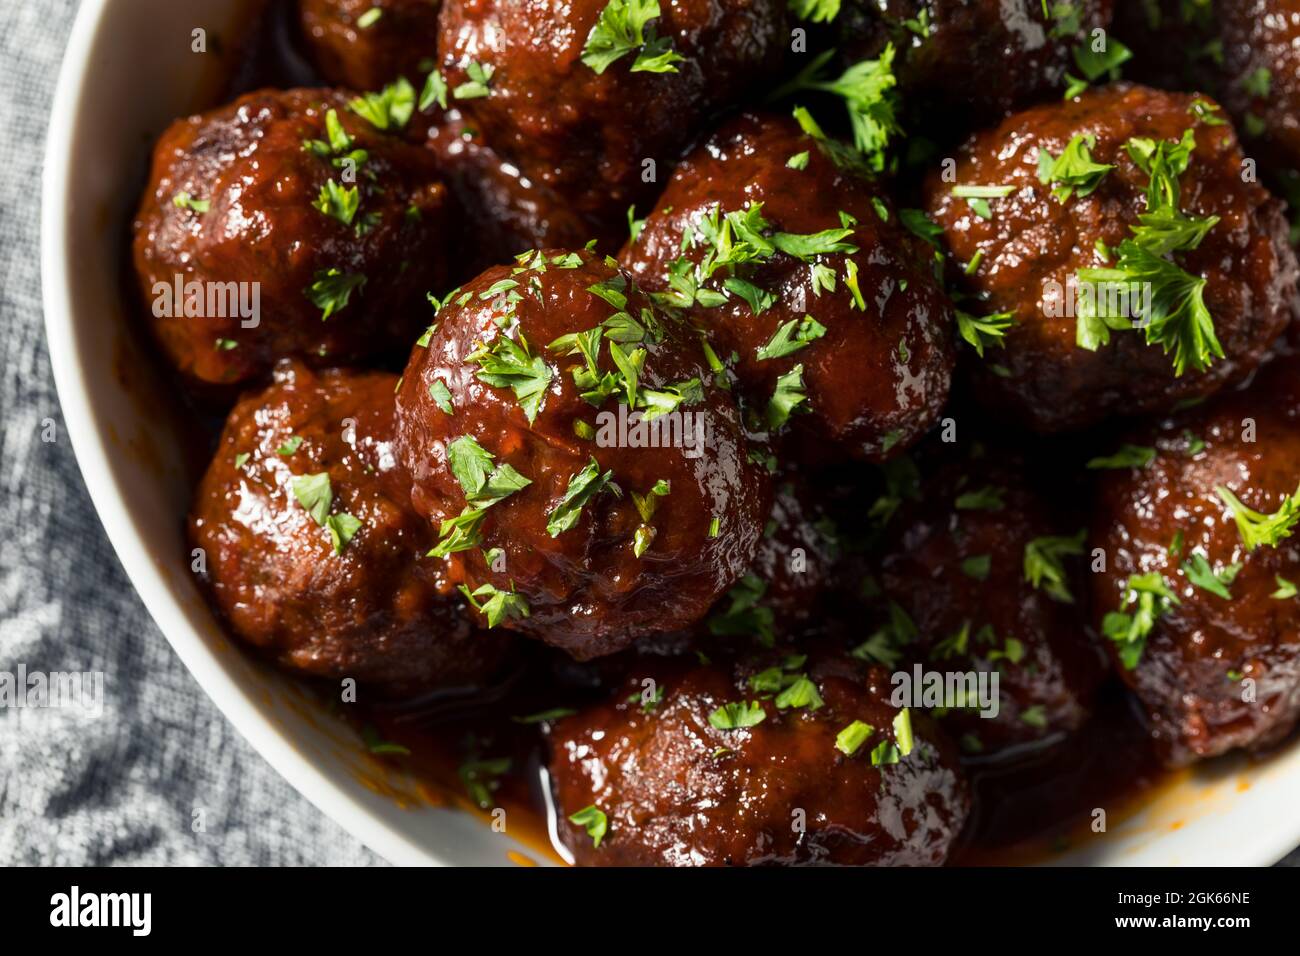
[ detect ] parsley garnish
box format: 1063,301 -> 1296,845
581,0 -> 684,75
835,720 -> 873,756
313,179 -> 360,227
708,700 -> 767,730
349,77 -> 415,130
453,61 -> 495,99
1102,572 -> 1179,669
774,45 -> 900,171
290,472 -> 363,555
1037,134 -> 1113,202
766,364 -> 808,431
1087,444 -> 1156,469
1215,483 -> 1300,551
305,269 -> 366,320
1023,530 -> 1086,603
547,458 -> 618,537
466,333 -> 554,424
956,309 -> 1015,358
459,582 -> 530,628
172,191 -> 210,214
755,315 -> 827,360
1181,552 -> 1241,599
568,805 -> 608,847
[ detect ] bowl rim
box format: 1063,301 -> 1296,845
39,0 -> 1300,869
40,0 -> 446,867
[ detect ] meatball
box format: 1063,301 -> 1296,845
840,0 -> 1113,119
394,249 -> 771,660
298,0 -> 441,90
424,108 -> 604,271
189,362 -> 509,694
1090,356 -> 1300,767
622,113 -> 955,461
547,651 -> 970,865
870,449 -> 1108,756
923,83 -> 1298,432
1117,1 -> 1300,171
436,0 -> 786,222
133,87 -> 452,386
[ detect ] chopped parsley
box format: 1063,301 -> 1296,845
708,700 -> 767,730
954,486 -> 1005,511
568,805 -> 608,847
774,45 -> 900,171
290,472 -> 363,555
466,332 -> 554,425
1215,483 -> 1300,551
453,62 -> 496,100
1087,444 -> 1156,469
1036,134 -> 1113,203
1023,530 -> 1086,603
581,0 -> 684,75
1102,572 -> 1179,669
349,77 -> 415,130
766,364 -> 808,431
305,269 -> 366,320
459,582 -> 530,628
955,309 -> 1015,358
835,720 -> 873,756
1181,552 -> 1241,600
428,379 -> 454,414
755,315 -> 827,360
547,458 -> 618,537
172,191 -> 210,213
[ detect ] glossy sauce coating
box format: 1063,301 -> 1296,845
133,87 -> 452,385
395,249 -> 771,659
924,83 -> 1298,432
873,450 -> 1107,756
547,651 -> 970,865
437,0 -> 786,222
189,362 -> 510,694
1117,0 -> 1300,171
840,0 -> 1113,118
424,107 -> 603,271
622,112 -> 955,461
1090,356 -> 1300,766
298,0 -> 442,90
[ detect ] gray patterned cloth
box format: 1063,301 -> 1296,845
0,0 -> 381,867
2,0 -> 1296,869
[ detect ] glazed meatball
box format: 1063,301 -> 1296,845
840,0 -> 1113,119
394,249 -> 771,660
923,84 -> 1298,432
299,0 -> 441,90
189,362 -> 509,694
547,651 -> 968,865
436,0 -> 786,222
622,113 -> 955,461
1090,356 -> 1300,767
133,88 -> 452,385
1117,1 -> 1300,170
870,449 -> 1107,756
424,108 -> 603,271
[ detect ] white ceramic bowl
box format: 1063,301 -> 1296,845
42,0 -> 1300,867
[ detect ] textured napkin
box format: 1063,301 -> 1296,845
1,0 -> 1296,868
0,0 -> 380,866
